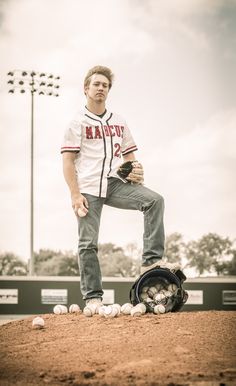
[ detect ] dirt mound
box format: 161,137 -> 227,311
0,310 -> 235,385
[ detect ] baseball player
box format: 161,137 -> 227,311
61,65 -> 165,307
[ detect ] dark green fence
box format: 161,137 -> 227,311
0,276 -> 235,314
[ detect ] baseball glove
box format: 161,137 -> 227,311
130,265 -> 188,313
117,161 -> 144,184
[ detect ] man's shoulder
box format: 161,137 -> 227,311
110,111 -> 127,125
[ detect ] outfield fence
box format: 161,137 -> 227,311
0,276 -> 235,314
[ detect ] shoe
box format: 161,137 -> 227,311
140,259 -> 181,275
85,298 -> 103,307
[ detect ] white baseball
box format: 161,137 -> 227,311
154,304 -> 166,314
140,293 -> 148,301
103,305 -> 116,318
155,283 -> 163,291
154,293 -> 166,303
98,305 -> 107,316
141,286 -> 149,293
130,306 -> 142,317
136,303 -> 146,314
146,297 -> 154,303
112,304 -> 121,315
77,208 -> 87,217
69,304 -> 81,313
163,290 -> 172,297
121,303 -> 133,315
60,305 -> 68,314
147,286 -> 158,298
83,304 -> 96,317
53,304 -> 68,315
32,316 -> 45,329
168,283 -> 178,292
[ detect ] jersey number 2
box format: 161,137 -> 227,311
114,143 -> 121,158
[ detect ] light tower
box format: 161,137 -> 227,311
7,70 -> 60,275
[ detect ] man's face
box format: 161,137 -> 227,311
85,74 -> 110,103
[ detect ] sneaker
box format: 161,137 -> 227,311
140,259 -> 181,275
85,298 -> 103,307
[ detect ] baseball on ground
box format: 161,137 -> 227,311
131,306 -> 142,317
53,305 -> 68,315
32,316 -> 45,329
136,303 -> 146,314
121,303 -> 133,315
103,305 -> 116,318
154,304 -> 166,314
69,304 -> 81,313
83,304 -> 97,317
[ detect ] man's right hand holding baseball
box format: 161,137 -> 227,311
71,193 -> 89,217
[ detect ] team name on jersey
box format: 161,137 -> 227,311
85,125 -> 124,140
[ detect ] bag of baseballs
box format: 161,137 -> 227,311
130,265 -> 188,313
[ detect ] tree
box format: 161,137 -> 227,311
34,249 -> 79,276
164,233 -> 185,265
98,243 -> 139,277
0,253 -> 28,275
186,233 -> 234,276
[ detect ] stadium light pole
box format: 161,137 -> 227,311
7,70 -> 60,275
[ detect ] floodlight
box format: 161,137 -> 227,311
7,71 -> 14,76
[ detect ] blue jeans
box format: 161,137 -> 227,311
77,177 -> 165,300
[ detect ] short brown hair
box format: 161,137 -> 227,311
84,65 -> 114,89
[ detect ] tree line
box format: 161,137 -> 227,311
0,233 -> 235,277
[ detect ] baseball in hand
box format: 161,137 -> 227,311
32,316 -> 45,329
77,208 -> 87,217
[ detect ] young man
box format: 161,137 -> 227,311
61,65 -> 165,307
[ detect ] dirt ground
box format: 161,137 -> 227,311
0,310 -> 235,386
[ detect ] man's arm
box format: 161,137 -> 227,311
62,152 -> 88,215
123,152 -> 136,162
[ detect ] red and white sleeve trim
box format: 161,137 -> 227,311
122,145 -> 138,155
60,146 -> 80,154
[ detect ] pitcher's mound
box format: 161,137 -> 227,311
0,310 -> 235,385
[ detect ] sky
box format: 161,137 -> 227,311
0,0 -> 236,262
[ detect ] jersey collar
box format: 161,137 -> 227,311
83,107 -> 112,123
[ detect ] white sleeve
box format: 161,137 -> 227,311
61,120 -> 81,154
121,122 -> 138,155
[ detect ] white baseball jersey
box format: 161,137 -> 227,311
61,107 -> 138,197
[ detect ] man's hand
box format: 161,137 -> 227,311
126,161 -> 144,184
71,193 -> 89,217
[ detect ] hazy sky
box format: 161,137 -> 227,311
1,0 -> 236,261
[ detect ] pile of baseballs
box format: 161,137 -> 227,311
84,302 -> 147,318
139,280 -> 178,314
